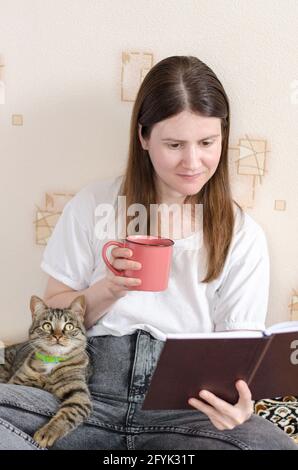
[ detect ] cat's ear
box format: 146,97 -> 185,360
68,295 -> 86,319
30,296 -> 48,317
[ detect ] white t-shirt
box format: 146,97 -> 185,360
40,175 -> 270,341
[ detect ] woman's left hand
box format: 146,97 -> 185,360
188,380 -> 254,430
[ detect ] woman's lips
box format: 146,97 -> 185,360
177,172 -> 204,181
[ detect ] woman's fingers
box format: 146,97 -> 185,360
113,258 -> 142,271
113,275 -> 142,288
188,381 -> 254,430
197,390 -> 235,415
236,380 -> 252,402
188,397 -> 235,430
188,392 -> 235,426
110,247 -> 142,271
235,380 -> 254,416
188,397 -> 217,418
111,247 -> 133,258
105,274 -> 141,299
105,247 -> 143,298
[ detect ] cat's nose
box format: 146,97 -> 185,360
53,334 -> 63,342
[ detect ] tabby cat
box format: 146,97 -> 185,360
0,295 -> 92,448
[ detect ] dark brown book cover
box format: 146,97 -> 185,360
142,328 -> 298,410
250,331 -> 298,399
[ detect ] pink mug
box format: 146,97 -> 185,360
102,235 -> 175,291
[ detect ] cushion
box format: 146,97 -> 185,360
254,396 -> 298,444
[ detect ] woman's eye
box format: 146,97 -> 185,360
202,141 -> 212,147
64,323 -> 74,331
42,322 -> 52,331
167,143 -> 181,149
167,141 -> 213,149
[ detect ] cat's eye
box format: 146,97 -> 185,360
42,322 -> 52,332
64,323 -> 74,331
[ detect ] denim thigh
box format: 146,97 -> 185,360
89,329 -> 298,450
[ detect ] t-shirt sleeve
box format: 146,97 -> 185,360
212,223 -> 270,332
40,199 -> 94,291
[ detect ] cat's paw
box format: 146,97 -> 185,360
33,424 -> 60,448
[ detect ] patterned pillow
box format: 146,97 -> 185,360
254,396 -> 298,444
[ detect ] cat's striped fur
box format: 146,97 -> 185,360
0,295 -> 92,448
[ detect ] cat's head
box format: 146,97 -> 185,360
28,295 -> 87,356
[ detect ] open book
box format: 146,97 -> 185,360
142,321 -> 298,410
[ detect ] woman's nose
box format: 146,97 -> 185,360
181,145 -> 202,169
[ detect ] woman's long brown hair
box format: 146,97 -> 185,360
119,55 -> 242,282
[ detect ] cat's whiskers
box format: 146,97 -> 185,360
15,342 -> 35,356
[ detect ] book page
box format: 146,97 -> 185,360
166,330 -> 263,339
265,321 -> 298,335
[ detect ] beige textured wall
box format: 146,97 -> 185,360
0,0 -> 297,344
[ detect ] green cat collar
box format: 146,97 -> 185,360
34,351 -> 73,364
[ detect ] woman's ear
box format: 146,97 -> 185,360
138,123 -> 148,151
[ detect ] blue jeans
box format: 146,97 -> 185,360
0,329 -> 296,450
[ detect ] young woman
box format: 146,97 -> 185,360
0,56 -> 296,450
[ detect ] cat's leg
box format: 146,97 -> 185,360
33,380 -> 92,448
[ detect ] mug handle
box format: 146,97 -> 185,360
102,241 -> 125,276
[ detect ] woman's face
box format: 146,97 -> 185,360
138,110 -> 222,204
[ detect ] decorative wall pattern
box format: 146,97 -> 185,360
274,200 -> 287,211
289,291 -> 298,321
228,136 -> 268,210
34,192 -> 74,245
121,51 -> 154,102
12,114 -> 23,126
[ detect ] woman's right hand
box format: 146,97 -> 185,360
104,247 -> 142,299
